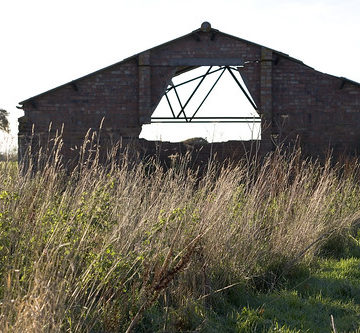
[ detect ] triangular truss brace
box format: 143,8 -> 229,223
151,66 -> 261,123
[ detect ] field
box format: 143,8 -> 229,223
1,146 -> 360,332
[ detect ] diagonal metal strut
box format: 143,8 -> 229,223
175,66 -> 213,118
170,81 -> 188,121
189,67 -> 226,122
226,66 -> 258,110
166,66 -> 224,92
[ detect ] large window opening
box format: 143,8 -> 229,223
140,66 -> 261,143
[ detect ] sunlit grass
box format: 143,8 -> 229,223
1,143 -> 360,332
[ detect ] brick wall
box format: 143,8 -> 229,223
272,55 -> 360,156
19,25 -> 360,165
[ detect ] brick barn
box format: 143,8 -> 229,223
18,22 -> 360,164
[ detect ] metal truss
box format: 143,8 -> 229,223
151,66 -> 261,124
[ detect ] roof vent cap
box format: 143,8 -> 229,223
200,21 -> 211,32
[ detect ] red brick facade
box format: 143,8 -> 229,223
19,23 -> 360,163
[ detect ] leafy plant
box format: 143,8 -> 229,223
1,140 -> 360,332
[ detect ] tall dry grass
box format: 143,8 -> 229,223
1,140 -> 360,332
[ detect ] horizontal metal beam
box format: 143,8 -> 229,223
150,120 -> 261,123
152,117 -> 261,120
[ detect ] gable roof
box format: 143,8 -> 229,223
19,22 -> 359,105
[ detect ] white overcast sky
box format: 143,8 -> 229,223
1,0 -> 360,150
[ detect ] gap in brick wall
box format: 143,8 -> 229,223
140,66 -> 261,143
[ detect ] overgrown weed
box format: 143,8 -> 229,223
1,139 -> 360,332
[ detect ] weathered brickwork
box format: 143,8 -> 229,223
272,55 -> 360,156
19,23 -> 360,164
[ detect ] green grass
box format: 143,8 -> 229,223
142,259 -> 360,332
145,242 -> 360,332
